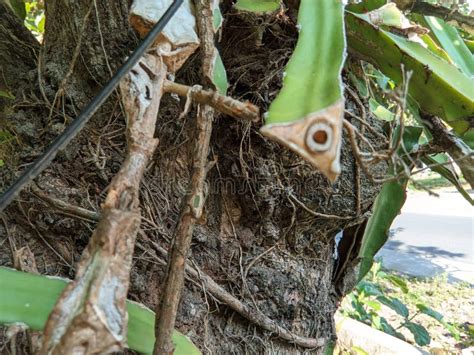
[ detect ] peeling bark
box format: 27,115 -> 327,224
40,53 -> 167,354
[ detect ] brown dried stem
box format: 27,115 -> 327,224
421,114 -> 474,188
40,53 -> 167,354
163,80 -> 260,122
32,186 -> 100,222
153,1 -> 215,353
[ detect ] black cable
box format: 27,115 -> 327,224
0,0 -> 184,212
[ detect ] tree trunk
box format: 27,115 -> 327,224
0,1 -> 38,93
0,1 -> 39,190
0,1 -> 386,353
42,0 -> 134,106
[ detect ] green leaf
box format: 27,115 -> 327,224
416,303 -> 460,340
461,128 -> 474,149
404,321 -> 431,346
349,72 -> 369,98
212,0 -> 223,32
424,16 -> 474,77
349,294 -> 369,320
234,0 -> 280,13
379,317 -> 405,339
421,153 -> 473,205
383,274 -> 409,293
465,39 -> 474,54
346,11 -> 474,134
265,0 -> 346,124
37,13 -> 45,33
371,261 -> 382,278
421,34 -> 454,64
397,126 -> 424,155
0,90 -> 15,100
346,0 -> 387,14
371,314 -> 382,329
358,281 -> 383,297
0,267 -> 200,355
362,299 -> 382,312
351,346 -> 369,355
212,51 -> 228,95
358,180 -> 407,280
369,98 -> 395,121
372,68 -> 395,91
377,296 -> 409,318
323,341 -> 336,355
0,130 -> 14,144
416,304 -> 443,322
357,126 -> 422,280
0,159 -> 4,167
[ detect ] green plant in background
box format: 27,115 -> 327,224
234,0 -> 280,13
0,267 -> 200,355
342,262 -> 461,347
5,0 -> 45,37
0,90 -> 15,100
24,1 -> 45,38
345,1 -> 474,282
0,130 -> 14,145
346,5 -> 474,134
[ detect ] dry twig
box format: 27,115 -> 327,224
421,114 -> 474,188
154,1 -> 215,353
32,186 -> 100,221
163,80 -> 260,122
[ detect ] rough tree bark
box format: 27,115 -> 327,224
0,1 -> 387,353
0,1 -> 38,93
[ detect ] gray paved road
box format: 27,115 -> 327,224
376,189 -> 473,283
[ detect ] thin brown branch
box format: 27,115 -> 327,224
343,119 -> 386,183
421,114 -> 474,189
163,80 -> 260,122
386,69 -> 411,159
40,53 -> 167,354
154,1 -> 215,353
154,106 -> 213,354
344,110 -> 387,141
148,239 -> 327,349
288,193 -> 353,220
345,114 -> 474,185
31,186 -> 100,221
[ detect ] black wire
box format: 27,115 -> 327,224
0,0 -> 184,212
